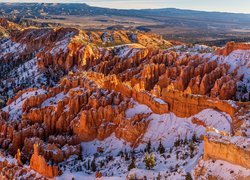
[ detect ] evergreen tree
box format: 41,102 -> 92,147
157,141 -> 165,154
184,136 -> 188,145
124,150 -> 130,161
86,159 -> 90,170
157,172 -> 161,180
128,156 -> 136,171
145,140 -> 151,153
143,153 -> 156,170
189,141 -> 195,158
192,133 -> 197,143
91,157 -> 97,172
185,172 -> 193,180
174,136 -> 180,147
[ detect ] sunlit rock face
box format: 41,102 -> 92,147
0,18 -> 249,178
204,135 -> 250,169
217,41 -> 250,56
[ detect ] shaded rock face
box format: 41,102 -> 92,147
204,136 -> 250,169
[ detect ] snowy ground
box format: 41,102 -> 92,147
194,159 -> 250,180
0,39 -> 26,59
2,89 -> 47,120
0,54 -> 48,101
57,102 -> 233,179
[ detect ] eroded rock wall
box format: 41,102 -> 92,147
204,136 -> 250,169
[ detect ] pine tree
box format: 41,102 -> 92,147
145,140 -> 151,153
125,150 -> 130,161
184,136 -> 188,145
87,159 -> 90,170
174,136 -> 180,147
91,157 -> 97,172
144,153 -> 156,170
189,141 -> 195,158
128,156 -> 136,171
192,133 -> 197,143
185,172 -> 193,180
157,172 -> 161,180
157,141 -> 165,154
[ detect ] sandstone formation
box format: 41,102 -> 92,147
30,144 -> 59,178
0,19 -> 249,178
204,135 -> 250,169
217,41 -> 250,56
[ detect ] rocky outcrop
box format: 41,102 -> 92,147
217,41 -> 250,56
161,90 -> 236,118
204,135 -> 250,169
0,156 -> 39,179
1,18 -> 249,179
30,144 -> 59,178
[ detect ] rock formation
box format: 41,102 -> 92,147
217,41 -> 250,56
204,135 -> 250,169
30,144 -> 59,178
0,18 -> 249,178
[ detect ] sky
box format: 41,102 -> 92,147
1,0 -> 250,14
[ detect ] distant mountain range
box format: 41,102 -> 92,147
1,3 -> 250,44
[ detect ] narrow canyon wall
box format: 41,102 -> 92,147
204,136 -> 250,169
217,41 -> 250,56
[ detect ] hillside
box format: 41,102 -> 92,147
2,3 -> 250,44
0,19 -> 249,179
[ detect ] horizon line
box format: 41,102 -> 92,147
1,2 -> 250,15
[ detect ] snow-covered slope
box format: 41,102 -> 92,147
57,102 -> 233,179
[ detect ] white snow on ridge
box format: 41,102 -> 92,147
0,39 -> 26,59
50,38 -> 69,55
2,89 -> 47,120
141,113 -> 205,148
41,92 -> 66,108
217,50 -> 250,79
58,102 -> 234,179
193,109 -> 232,132
82,102 -> 232,155
125,102 -> 151,118
81,134 -> 131,156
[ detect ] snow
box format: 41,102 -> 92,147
81,134 -> 131,156
61,133 -> 203,179
168,44 -> 215,55
154,97 -> 167,105
208,132 -> 250,149
0,39 -> 26,59
142,113 -> 203,146
57,102 -> 233,179
58,170 -> 124,180
125,102 -> 151,118
41,92 -> 66,108
110,44 -> 144,59
0,57 -> 47,98
0,154 -> 17,165
2,89 -> 47,120
217,50 -> 250,75
50,38 -> 69,55
193,109 -> 232,133
195,159 -> 250,179
125,102 -> 232,150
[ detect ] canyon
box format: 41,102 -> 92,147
0,18 -> 249,179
